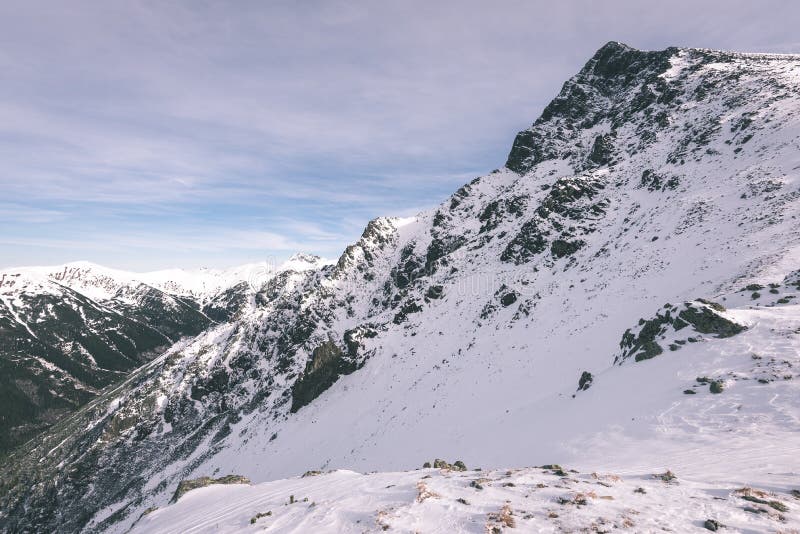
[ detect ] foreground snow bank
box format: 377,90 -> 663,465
133,466 -> 799,533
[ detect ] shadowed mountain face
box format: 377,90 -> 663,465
3,42 -> 800,533
0,275 -> 212,455
0,259 -> 316,455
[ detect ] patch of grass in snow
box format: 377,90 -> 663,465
416,481 -> 440,503
653,470 -> 677,483
486,503 -> 516,531
734,487 -> 789,513
556,490 -> 596,506
249,511 -> 271,524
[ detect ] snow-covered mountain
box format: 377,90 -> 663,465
3,42 -> 800,532
16,258 -> 301,303
0,255 -> 328,455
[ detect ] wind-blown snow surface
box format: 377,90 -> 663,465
134,466 -> 799,533
3,42 -> 800,533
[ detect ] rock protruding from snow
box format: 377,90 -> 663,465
614,300 -> 746,364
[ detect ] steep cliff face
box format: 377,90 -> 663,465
3,42 -> 800,533
506,41 -> 678,174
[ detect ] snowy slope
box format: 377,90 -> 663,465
3,42 -> 800,533
136,284 -> 800,533
133,466 -> 800,533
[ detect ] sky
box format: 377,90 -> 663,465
1,0 -> 799,271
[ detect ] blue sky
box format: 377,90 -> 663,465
2,0 -> 799,270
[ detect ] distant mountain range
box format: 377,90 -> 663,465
0,255 -> 328,454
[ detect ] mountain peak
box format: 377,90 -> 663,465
584,40 -> 676,78
286,252 -> 322,264
595,40 -> 635,53
504,42 -> 677,174
502,40 -> 800,175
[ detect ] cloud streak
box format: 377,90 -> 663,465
1,0 -> 798,269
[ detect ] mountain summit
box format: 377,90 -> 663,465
2,43 -> 800,533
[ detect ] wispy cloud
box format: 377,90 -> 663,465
1,0 -> 798,269
0,203 -> 68,224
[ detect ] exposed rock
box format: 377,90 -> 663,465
615,301 -> 746,364
291,341 -> 360,413
577,371 -> 594,391
171,475 -> 250,503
